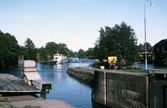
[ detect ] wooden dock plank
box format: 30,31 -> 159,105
0,82 -> 41,93
5,79 -> 25,91
17,81 -> 38,91
0,79 -> 11,90
12,80 -> 30,91
2,79 -> 17,91
0,79 -> 7,87
0,74 -> 41,93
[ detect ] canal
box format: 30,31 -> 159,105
0,59 -> 165,108
36,61 -> 93,108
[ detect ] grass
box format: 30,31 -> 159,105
75,67 -> 95,73
23,105 -> 41,108
0,98 -> 9,102
0,98 -> 41,108
0,98 -> 14,108
75,66 -> 149,73
117,69 -> 149,73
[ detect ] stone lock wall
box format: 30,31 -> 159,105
67,67 -> 94,82
92,70 -> 107,105
149,69 -> 167,108
92,70 -> 149,108
67,67 -> 167,108
106,72 -> 149,108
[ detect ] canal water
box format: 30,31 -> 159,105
0,59 -> 165,108
36,61 -> 93,108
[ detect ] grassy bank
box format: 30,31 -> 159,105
77,67 -> 149,73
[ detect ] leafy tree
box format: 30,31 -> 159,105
45,42 -> 58,59
143,42 -> 153,52
85,48 -> 94,58
94,22 -> 139,67
24,38 -> 37,60
17,46 -> 28,59
68,50 -> 76,57
77,49 -> 85,59
39,46 -> 48,61
138,43 -> 144,52
45,42 -> 76,59
0,31 -> 20,69
138,42 -> 152,52
57,43 -> 68,56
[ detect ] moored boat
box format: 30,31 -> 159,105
53,53 -> 67,64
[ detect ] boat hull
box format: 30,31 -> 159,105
53,53 -> 67,64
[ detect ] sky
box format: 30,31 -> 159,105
0,0 -> 167,52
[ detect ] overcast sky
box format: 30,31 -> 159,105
0,0 -> 167,51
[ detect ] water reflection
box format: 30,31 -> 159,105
36,61 -> 93,108
0,59 -> 165,108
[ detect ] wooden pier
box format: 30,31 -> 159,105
0,56 -> 52,99
0,74 -> 41,94
17,56 -> 52,99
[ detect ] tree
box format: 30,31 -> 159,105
24,38 -> 37,60
143,42 -> 153,52
45,42 -> 58,59
94,22 -> 139,67
138,42 -> 152,52
77,49 -> 85,59
39,46 -> 48,61
0,31 -> 20,69
57,43 -> 68,56
68,50 -> 76,57
85,48 -> 94,58
45,42 -> 76,59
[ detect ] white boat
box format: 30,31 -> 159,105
53,53 -> 67,64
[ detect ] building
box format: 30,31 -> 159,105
153,39 -> 167,65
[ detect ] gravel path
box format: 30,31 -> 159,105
0,95 -> 75,108
11,99 -> 75,108
0,74 -> 75,108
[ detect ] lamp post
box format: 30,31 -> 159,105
144,0 -> 153,70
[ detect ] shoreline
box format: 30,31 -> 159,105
0,73 -> 75,108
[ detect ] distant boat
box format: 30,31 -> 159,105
53,53 -> 67,64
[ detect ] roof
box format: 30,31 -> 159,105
154,39 -> 167,48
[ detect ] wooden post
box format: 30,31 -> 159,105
41,89 -> 46,99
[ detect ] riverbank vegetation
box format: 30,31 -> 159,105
0,97 -> 41,108
0,31 -> 76,69
0,30 -> 94,69
76,66 -> 149,73
1,22 -> 166,70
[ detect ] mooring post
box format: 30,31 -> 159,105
41,89 -> 46,99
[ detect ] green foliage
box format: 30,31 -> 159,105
23,105 -> 41,108
45,42 -> 75,59
85,48 -> 94,58
0,98 -> 9,102
57,43 -> 68,56
0,31 -> 20,69
45,42 -> 58,58
39,46 -> 48,61
24,38 -> 37,60
138,42 -> 153,52
77,49 -> 85,58
94,22 -> 139,67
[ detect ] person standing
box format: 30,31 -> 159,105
110,58 -> 115,69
